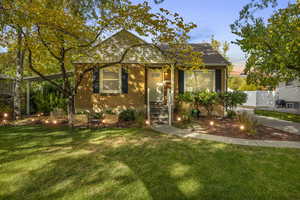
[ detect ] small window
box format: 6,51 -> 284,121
100,66 -> 121,93
184,70 -> 215,92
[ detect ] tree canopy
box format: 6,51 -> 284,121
0,0 -> 202,124
231,0 -> 300,87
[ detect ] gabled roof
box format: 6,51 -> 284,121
75,30 -> 230,66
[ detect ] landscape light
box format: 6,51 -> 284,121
31,119 -> 35,122
240,125 -> 245,131
177,117 -> 181,121
3,113 -> 8,118
145,120 -> 150,125
53,120 -> 57,124
102,119 -> 106,123
45,120 -> 49,124
210,121 -> 214,126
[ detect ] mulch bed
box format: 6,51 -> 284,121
191,118 -> 300,142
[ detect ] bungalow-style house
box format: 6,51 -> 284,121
74,30 -> 230,124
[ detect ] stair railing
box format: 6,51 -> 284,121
147,88 -> 150,125
167,88 -> 173,126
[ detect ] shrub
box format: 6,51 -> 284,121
119,109 -> 136,121
104,109 -> 116,115
219,91 -> 247,112
237,111 -> 259,135
177,91 -> 221,118
227,110 -> 237,119
194,91 -> 220,118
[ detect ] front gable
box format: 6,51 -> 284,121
78,30 -> 170,64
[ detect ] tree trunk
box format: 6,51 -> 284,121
67,95 -> 75,128
14,30 -> 24,120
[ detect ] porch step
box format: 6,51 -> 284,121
149,102 -> 169,125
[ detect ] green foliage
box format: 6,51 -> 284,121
119,109 -> 136,122
227,110 -> 237,119
231,1 -> 300,87
177,91 -> 220,117
255,110 -> 300,123
194,91 -> 219,117
228,77 -> 266,91
104,109 -> 115,115
219,91 -> 247,112
237,111 -> 259,135
31,82 -> 67,114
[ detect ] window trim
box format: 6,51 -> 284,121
100,66 -> 122,94
184,69 -> 216,92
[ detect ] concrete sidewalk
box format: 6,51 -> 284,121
152,125 -> 300,149
255,115 -> 300,135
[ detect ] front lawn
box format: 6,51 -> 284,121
255,109 -> 300,123
1,126 -> 300,200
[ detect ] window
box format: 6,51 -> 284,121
100,66 -> 121,93
184,70 -> 215,92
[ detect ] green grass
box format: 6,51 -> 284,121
1,126 -> 300,200
255,110 -> 300,123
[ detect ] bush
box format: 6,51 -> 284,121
227,110 -> 237,119
219,91 -> 247,112
177,91 -> 220,118
194,91 -> 220,117
237,111 -> 259,135
119,109 -> 136,121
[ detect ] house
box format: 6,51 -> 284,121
74,30 -> 230,124
275,79 -> 300,109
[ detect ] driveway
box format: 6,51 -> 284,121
237,107 -> 300,135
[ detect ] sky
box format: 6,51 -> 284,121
0,0 -> 293,67
144,0 -> 294,68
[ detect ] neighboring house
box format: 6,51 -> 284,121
74,30 -> 230,123
276,79 -> 300,108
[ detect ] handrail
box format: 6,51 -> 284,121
147,88 -> 150,125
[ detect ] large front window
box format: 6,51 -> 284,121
184,70 -> 215,92
100,66 -> 121,93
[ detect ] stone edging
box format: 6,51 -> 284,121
152,125 -> 300,149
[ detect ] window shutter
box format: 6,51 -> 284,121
93,67 -> 100,93
215,69 -> 222,92
178,70 -> 185,94
121,67 -> 128,94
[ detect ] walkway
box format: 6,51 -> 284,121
236,107 -> 300,135
152,125 -> 300,149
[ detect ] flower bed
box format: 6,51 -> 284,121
175,118 -> 300,141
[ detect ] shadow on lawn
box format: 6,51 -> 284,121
1,126 -> 300,200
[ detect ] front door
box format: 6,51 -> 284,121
148,69 -> 164,102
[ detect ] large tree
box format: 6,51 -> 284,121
231,0 -> 300,87
0,0 -> 28,119
1,0 -> 202,126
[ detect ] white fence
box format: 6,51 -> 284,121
243,91 -> 275,107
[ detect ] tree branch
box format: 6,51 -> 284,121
37,25 -> 61,61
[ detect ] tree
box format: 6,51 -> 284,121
231,0 -> 300,87
1,0 -> 203,127
0,0 -> 27,119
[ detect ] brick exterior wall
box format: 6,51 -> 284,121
75,64 -> 227,116
75,64 -> 146,113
